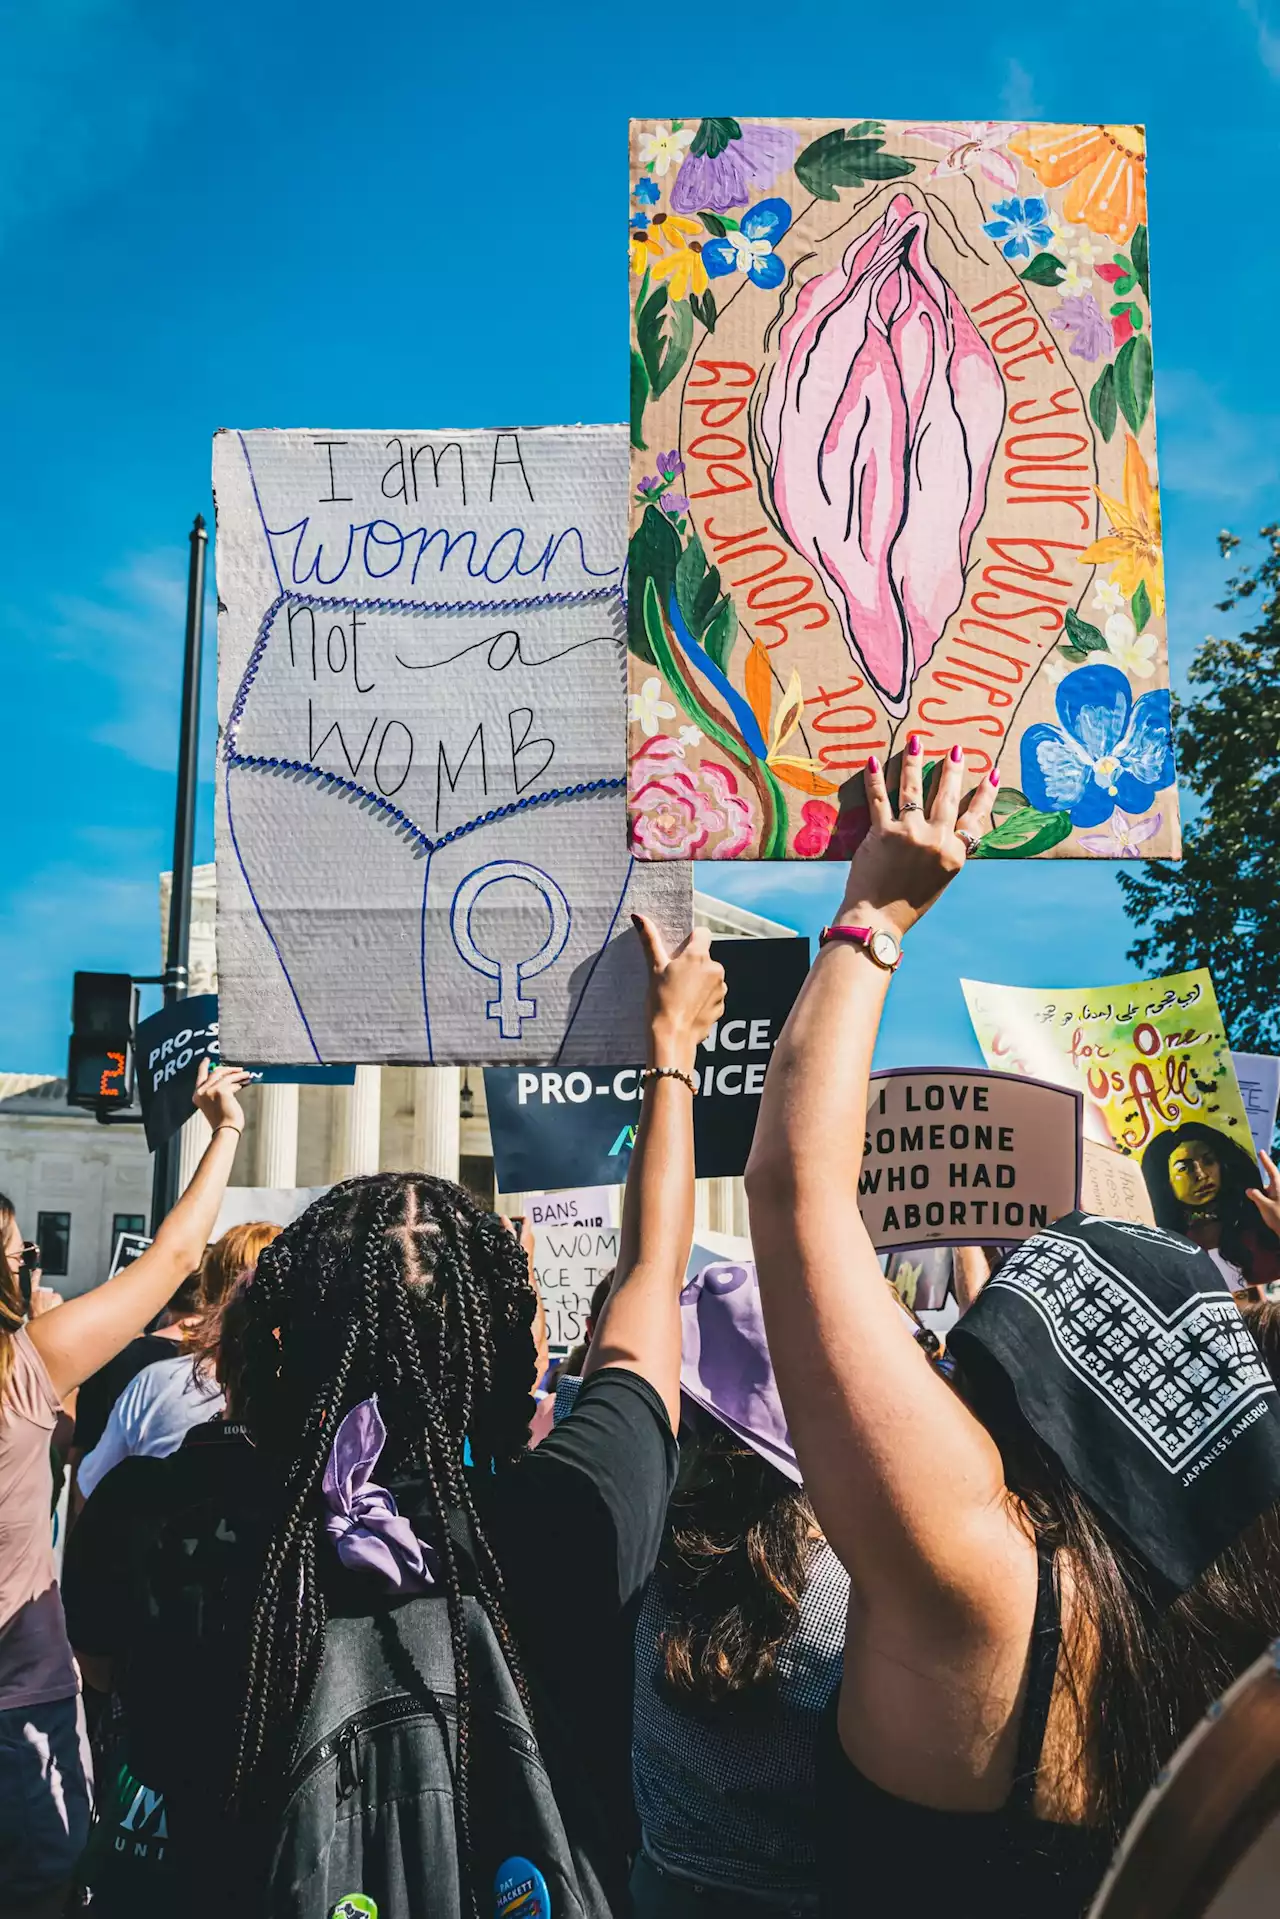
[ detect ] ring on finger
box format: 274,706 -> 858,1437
956,828 -> 979,857
899,801 -> 924,816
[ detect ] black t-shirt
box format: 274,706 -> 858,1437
62,1367 -> 676,1908
73,1334 -> 179,1452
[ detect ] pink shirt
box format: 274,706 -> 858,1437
0,1329 -> 77,1707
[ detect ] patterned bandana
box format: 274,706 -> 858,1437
947,1213 -> 1280,1593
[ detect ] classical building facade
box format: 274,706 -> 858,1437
0,870 -> 794,1292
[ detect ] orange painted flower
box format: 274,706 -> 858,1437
1078,433 -> 1164,616
1008,124 -> 1146,244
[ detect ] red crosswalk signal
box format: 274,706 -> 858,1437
68,972 -> 138,1111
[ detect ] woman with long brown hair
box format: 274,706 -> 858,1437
0,1062 -> 250,1919
745,742 -> 1280,1918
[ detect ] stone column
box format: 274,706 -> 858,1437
706,1178 -> 737,1234
412,1067 -> 461,1181
176,1110 -> 212,1199
731,1178 -> 750,1239
693,1180 -> 711,1230
332,1065 -> 383,1178
254,1082 -> 299,1188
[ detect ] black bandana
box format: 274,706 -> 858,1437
948,1213 -> 1280,1593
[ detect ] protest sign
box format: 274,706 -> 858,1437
136,995 -> 220,1151
213,1186 -> 332,1236
962,971 -> 1280,1286
1232,1052 -> 1280,1158
885,1246 -> 953,1313
214,426 -> 691,1068
528,1187 -> 620,1349
108,1232 -> 152,1278
860,1068 -> 1080,1249
485,936 -> 809,1189
1080,1137 -> 1156,1226
627,118 -> 1176,863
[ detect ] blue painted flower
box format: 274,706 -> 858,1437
634,178 -> 661,205
982,195 -> 1054,260
1020,662 -> 1174,829
702,198 -> 792,289
630,209 -> 651,230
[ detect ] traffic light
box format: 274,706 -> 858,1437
67,972 -> 138,1111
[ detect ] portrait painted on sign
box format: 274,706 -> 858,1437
628,118 -> 1176,861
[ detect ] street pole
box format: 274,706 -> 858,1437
150,514 -> 208,1232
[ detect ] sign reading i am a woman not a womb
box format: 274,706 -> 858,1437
214,426 -> 691,1067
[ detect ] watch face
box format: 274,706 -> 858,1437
869,929 -> 899,969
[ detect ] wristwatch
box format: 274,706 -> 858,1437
818,923 -> 903,971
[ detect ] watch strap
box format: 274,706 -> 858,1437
818,923 -> 902,971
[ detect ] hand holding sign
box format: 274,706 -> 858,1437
193,1058 -> 253,1137
633,915 -> 728,1069
847,745 -> 1000,939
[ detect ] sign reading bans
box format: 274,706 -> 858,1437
862,1069 -> 1081,1251
485,938 -> 810,1192
527,1187 -> 619,1350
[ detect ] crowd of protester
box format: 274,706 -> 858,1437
5,745 -> 1280,1917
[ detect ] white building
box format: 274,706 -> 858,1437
0,869 -> 794,1291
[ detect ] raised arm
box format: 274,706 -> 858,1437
28,1062 -> 252,1397
745,745 -> 1018,1614
583,916 -> 726,1427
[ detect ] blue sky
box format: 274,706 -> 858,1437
3,0 -> 1278,1072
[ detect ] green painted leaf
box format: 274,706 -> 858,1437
703,595 -> 738,673
1089,362 -> 1118,442
630,350 -> 650,452
970,806 -> 1074,859
795,126 -> 914,199
689,287 -> 718,333
1131,578 -> 1152,634
636,284 -> 668,388
698,212 -> 727,238
1131,223 -> 1150,300
992,784 -> 1030,823
1065,607 -> 1108,653
1114,332 -> 1153,433
690,118 -> 742,159
843,120 -> 883,139
1113,273 -> 1136,295
1059,645 -> 1089,663
652,296 -> 694,399
1020,252 -> 1065,286
693,563 -> 723,635
674,533 -> 708,633
627,505 -> 681,661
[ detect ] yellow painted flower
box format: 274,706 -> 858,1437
650,238 -> 709,301
631,224 -> 664,278
1079,434 -> 1164,616
1008,124 -> 1146,244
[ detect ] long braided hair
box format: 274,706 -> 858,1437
229,1174 -> 537,1875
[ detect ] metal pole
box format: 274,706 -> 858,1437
150,515 -> 208,1232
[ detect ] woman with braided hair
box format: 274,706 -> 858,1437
62,917 -> 726,1918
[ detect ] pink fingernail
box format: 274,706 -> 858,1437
907,733 -> 922,756
989,767 -> 1001,787
949,743 -> 963,764
866,753 -> 879,774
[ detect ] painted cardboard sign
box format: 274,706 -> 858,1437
861,1067 -> 1081,1249
214,426 -> 691,1066
627,118 -> 1176,862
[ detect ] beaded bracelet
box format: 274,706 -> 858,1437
640,1065 -> 698,1095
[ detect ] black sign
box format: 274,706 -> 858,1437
485,938 -> 810,1190
109,1231 -> 153,1277
136,995 -> 220,1151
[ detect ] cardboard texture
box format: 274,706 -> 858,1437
862,1067 -> 1081,1249
1080,1137 -> 1156,1225
527,1187 -> 620,1349
214,426 -> 691,1064
1231,1052 -> 1280,1158
627,119 -> 1176,861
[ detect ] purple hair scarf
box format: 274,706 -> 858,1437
322,1394 -> 439,1592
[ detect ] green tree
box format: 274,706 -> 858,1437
1119,525 -> 1280,1049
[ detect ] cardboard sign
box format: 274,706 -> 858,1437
861,1068 -> 1081,1249
885,1245 -> 953,1312
1079,1137 -> 1156,1225
528,1187 -> 620,1349
627,118 -> 1176,862
1232,1052 -> 1280,1158
214,426 -> 691,1067
108,1232 -> 152,1277
136,995 -> 220,1150
485,936 -> 809,1189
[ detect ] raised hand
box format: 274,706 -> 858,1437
631,915 -> 728,1068
842,738 -> 1000,939
1246,1149 -> 1280,1238
193,1059 -> 253,1136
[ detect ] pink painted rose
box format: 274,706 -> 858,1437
793,798 -> 872,861
629,736 -> 755,859
757,194 -> 1004,718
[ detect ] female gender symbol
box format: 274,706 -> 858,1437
449,861 -> 572,1039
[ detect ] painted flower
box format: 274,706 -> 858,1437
630,209 -> 651,232
1069,233 -> 1102,270
793,798 -> 870,860
628,675 -> 677,738
1103,613 -> 1158,678
1111,307 -> 1136,349
631,222 -> 664,277
656,449 -> 684,481
1058,260 -> 1091,294
1047,291 -> 1112,362
677,724 -> 703,752
1077,808 -> 1165,857
648,213 -> 710,299
702,198 -> 792,289
902,121 -> 1025,190
983,195 -> 1055,260
629,735 -> 755,858
638,122 -> 695,178
1043,652 -> 1070,684
1021,661 -> 1174,829
1092,579 -> 1127,616
634,178 -> 661,206
659,490 -> 690,516
670,121 -> 800,214
1008,124 -> 1147,245
1079,434 -> 1164,617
